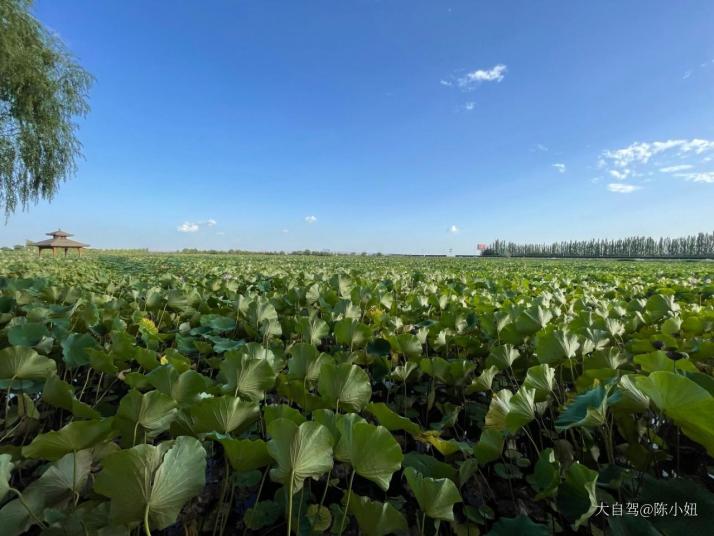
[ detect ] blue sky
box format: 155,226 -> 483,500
3,0 -> 714,253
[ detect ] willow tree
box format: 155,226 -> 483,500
0,0 -> 92,216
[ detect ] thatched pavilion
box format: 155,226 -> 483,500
32,229 -> 89,256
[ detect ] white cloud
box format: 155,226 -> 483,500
448,225 -> 460,234
282,228 -> 289,233
439,79 -> 453,87
659,164 -> 693,173
535,144 -> 549,152
552,163 -> 566,173
176,218 -> 217,233
683,70 -> 692,80
607,183 -> 640,193
609,169 -> 630,180
463,101 -> 475,111
458,64 -> 507,88
177,222 -> 199,233
305,215 -> 317,224
599,138 -> 714,191
675,171 -> 714,183
602,139 -> 714,170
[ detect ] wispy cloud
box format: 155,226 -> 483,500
304,215 -> 317,224
659,164 -> 693,173
463,101 -> 475,111
683,70 -> 692,80
458,64 -> 507,88
552,163 -> 566,173
607,183 -> 640,193
282,228 -> 289,233
675,171 -> 714,183
535,144 -> 549,152
216,231 -> 225,236
176,218 -> 218,233
448,225 -> 460,234
177,222 -> 199,233
442,64 -> 507,92
598,138 -> 714,192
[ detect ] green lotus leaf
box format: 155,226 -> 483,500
486,344 -> 520,370
62,332 -> 99,368
556,462 -> 598,529
644,294 -> 679,322
334,318 -> 372,349
115,389 -> 177,446
634,350 -> 697,373
535,327 -> 580,364
94,436 -> 206,531
276,376 -> 328,411
0,450 -> 92,536
0,346 -> 56,381
609,375 -> 650,413
134,347 -> 160,370
523,364 -> 555,402
264,404 -> 307,427
485,515 -> 550,536
42,373 -> 100,418
481,388 -> 510,430
404,466 -> 462,521
220,350 -> 276,401
365,402 -> 421,436
387,333 -> 422,359
505,387 -> 536,433
318,362 -> 372,412
267,418 -> 333,494
635,371 -> 710,411
146,365 -> 210,405
486,389 -> 535,433
297,315 -> 329,345
189,395 -> 259,435
7,322 -> 49,347
219,438 -> 272,472
585,348 -> 627,370
0,453 -> 12,502
555,385 -> 609,431
403,452 -> 457,482
635,372 -> 714,455
244,500 -> 282,530
287,343 -> 329,383
336,420 -> 402,491
466,366 -> 499,394
513,305 -> 550,335
247,298 -> 282,338
347,493 -> 408,536
22,419 -> 114,460
527,448 -> 560,499
637,474 -> 714,535
200,313 -> 236,333
473,429 -> 505,464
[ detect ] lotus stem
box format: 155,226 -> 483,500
11,488 -> 48,529
338,470 -> 355,536
143,503 -> 152,536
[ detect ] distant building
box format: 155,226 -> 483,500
32,229 -> 89,256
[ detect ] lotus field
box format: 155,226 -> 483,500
1,253 -> 713,535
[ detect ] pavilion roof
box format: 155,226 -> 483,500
46,229 -> 72,237
33,237 -> 89,248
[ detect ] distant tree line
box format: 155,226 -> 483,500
486,231 -> 714,258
